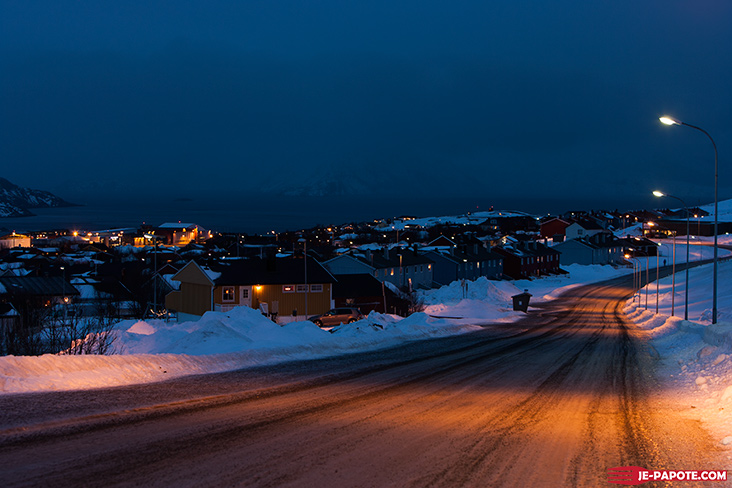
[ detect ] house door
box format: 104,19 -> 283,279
240,286 -> 252,308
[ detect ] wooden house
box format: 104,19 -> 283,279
165,257 -> 336,323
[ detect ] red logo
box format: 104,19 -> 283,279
607,466 -> 728,484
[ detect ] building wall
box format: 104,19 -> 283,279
540,220 -> 569,238
378,263 -> 432,290
553,240 -> 595,265
178,282 -> 212,316
565,223 -> 602,240
425,252 -> 458,286
0,235 -> 31,249
248,283 -> 332,317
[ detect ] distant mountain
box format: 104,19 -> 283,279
264,171 -> 374,197
0,178 -> 76,218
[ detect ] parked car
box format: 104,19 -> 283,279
308,307 -> 364,327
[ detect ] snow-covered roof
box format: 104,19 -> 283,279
158,222 -> 198,229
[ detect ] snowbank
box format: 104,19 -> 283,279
624,258 -> 732,447
0,306 -> 486,394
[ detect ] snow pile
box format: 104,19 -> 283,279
0,307 -> 486,393
420,277 -> 521,322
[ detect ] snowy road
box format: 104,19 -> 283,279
0,275 -> 726,487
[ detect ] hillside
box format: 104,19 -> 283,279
0,178 -> 75,217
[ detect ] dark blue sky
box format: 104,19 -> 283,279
1,1 -> 731,212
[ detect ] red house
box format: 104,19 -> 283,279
540,218 -> 570,239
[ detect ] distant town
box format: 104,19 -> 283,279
0,200 -> 722,356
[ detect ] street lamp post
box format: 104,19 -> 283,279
672,231 -> 676,317
299,238 -> 308,318
645,254 -> 649,310
653,191 -> 690,320
660,115 -> 719,323
144,234 -> 161,317
656,244 -> 660,314
625,254 -> 640,302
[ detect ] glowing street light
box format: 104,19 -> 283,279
653,191 -> 690,320
659,116 -> 680,126
659,115 -> 719,323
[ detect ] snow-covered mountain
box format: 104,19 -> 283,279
263,171 -> 375,197
0,178 -> 75,217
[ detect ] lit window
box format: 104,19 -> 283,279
283,285 -> 295,293
222,287 -> 235,302
390,269 -> 394,276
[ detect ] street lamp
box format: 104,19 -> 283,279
653,191 -> 690,320
659,115 -> 719,323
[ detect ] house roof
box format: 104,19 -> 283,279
332,273 -> 395,298
568,218 -> 604,231
158,223 -> 199,229
0,276 -> 80,297
207,257 -> 336,286
426,236 -> 457,247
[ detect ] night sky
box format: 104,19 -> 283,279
1,1 -> 731,214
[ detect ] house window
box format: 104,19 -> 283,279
241,289 -> 249,299
296,284 -> 308,292
374,271 -> 378,278
310,284 -> 323,292
390,268 -> 394,276
428,264 -> 432,270
222,287 -> 235,302
283,285 -> 295,293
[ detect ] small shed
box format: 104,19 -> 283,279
511,290 -> 532,312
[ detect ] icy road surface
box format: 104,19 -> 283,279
0,276 -> 726,487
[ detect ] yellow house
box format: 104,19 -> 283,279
166,257 -> 335,323
0,232 -> 31,249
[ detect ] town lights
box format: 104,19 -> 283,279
658,115 -> 719,323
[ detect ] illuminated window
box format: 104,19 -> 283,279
283,285 -> 295,293
222,287 -> 235,302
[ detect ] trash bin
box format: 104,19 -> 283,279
511,289 -> 532,312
